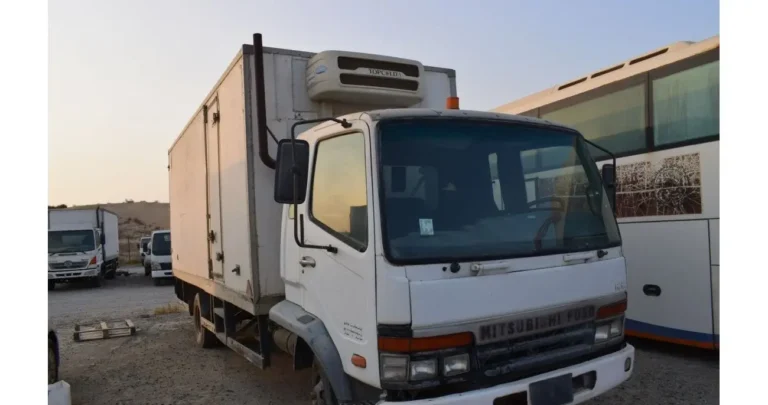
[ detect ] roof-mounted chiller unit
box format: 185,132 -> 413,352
306,50 -> 425,107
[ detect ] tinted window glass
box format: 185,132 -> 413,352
311,133 -> 368,249
653,60 -> 719,146
542,85 -> 646,159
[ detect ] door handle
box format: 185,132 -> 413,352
299,256 -> 316,268
643,284 -> 661,297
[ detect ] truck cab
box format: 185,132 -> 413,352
273,108 -> 634,403
48,225 -> 105,289
138,236 -> 151,275
148,230 -> 172,285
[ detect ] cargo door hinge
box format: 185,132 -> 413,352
208,230 -> 216,243
212,112 -> 220,124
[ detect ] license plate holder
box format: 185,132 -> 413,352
529,373 -> 574,405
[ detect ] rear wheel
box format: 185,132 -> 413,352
48,338 -> 58,385
310,358 -> 338,405
193,293 -> 218,348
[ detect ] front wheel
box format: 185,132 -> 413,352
144,266 -> 150,277
48,281 -> 55,291
310,358 -> 338,405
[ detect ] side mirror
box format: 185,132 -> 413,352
274,139 -> 310,204
601,164 -> 617,211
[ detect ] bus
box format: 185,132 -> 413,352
493,35 -> 719,349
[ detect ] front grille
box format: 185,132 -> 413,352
476,322 -> 594,378
160,262 -> 172,270
50,261 -> 88,270
339,74 -> 419,91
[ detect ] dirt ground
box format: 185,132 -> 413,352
49,267 -> 719,405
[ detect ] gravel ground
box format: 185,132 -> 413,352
49,268 -> 719,404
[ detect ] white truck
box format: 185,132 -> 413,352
139,236 -> 151,275
48,207 -> 119,290
169,33 -> 634,405
148,229 -> 173,285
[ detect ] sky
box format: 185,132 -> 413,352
48,0 -> 719,206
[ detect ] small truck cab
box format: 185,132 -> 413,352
148,230 -> 172,285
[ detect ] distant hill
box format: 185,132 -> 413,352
60,201 -> 170,264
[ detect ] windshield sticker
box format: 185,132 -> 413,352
419,219 -> 434,236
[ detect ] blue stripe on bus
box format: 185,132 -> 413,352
625,319 -> 716,347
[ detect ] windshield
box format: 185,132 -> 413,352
378,118 -> 620,264
48,230 -> 96,254
152,233 -> 171,256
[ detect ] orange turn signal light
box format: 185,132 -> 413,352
446,96 -> 460,110
89,256 -> 97,265
597,300 -> 627,320
351,354 -> 367,368
378,332 -> 473,353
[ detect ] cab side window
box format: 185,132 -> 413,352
310,133 -> 368,250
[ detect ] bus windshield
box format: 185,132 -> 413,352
378,118 -> 620,264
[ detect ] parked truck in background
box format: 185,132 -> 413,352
169,33 -> 634,404
148,230 -> 172,285
48,207 -> 119,290
139,236 -> 151,275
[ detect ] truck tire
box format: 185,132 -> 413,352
48,337 -> 59,384
310,357 -> 338,405
153,278 -> 163,286
144,265 -> 151,277
104,263 -> 116,280
48,281 -> 55,291
193,294 -> 218,348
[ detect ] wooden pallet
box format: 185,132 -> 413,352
73,319 -> 136,342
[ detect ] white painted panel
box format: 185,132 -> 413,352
621,220 -> 713,335
216,57 -> 253,296
711,265 -> 719,338
417,70 -> 452,109
169,111 -> 209,280
709,219 -> 719,265
410,257 -> 627,328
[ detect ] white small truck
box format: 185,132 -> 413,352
169,33 -> 634,404
48,207 -> 119,290
148,229 -> 173,285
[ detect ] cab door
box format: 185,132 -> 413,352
294,122 -> 380,388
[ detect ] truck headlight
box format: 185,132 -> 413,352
443,353 -> 470,377
595,317 -> 624,342
380,354 -> 408,382
409,358 -> 437,381
152,262 -> 161,270
595,324 -> 610,342
609,318 -> 623,337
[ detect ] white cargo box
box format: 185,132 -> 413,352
48,208 -> 119,262
168,35 -> 456,315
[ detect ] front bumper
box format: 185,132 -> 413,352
151,270 -> 173,278
379,344 -> 634,404
48,268 -> 100,281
